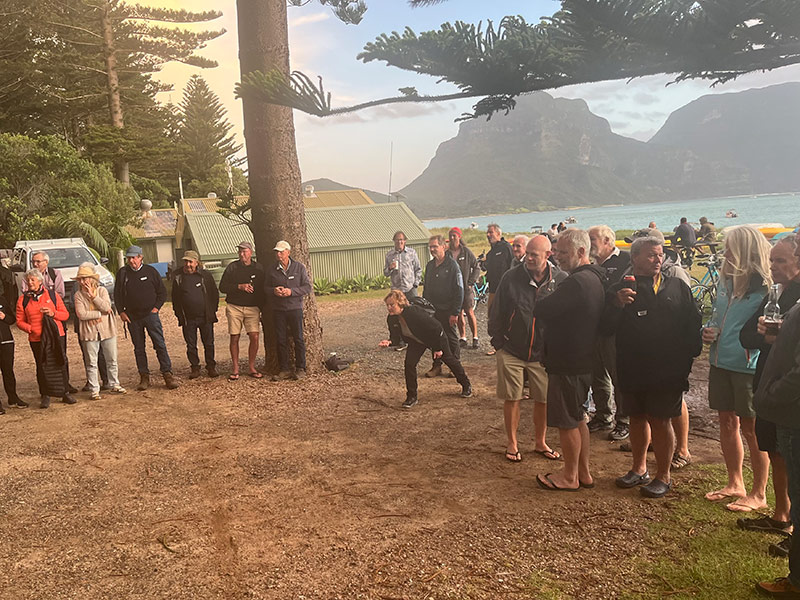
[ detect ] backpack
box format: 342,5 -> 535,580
410,296 -> 436,317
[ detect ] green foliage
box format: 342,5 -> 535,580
178,75 -> 243,183
350,274 -> 372,292
370,274 -> 391,289
313,277 -> 335,295
185,164 -> 249,200
0,133 -> 137,254
333,277 -> 355,294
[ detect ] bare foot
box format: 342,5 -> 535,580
705,488 -> 745,502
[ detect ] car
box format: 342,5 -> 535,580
11,238 -> 115,311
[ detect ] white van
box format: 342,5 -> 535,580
12,238 -> 115,310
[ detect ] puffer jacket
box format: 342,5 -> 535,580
709,275 -> 766,374
16,288 -> 68,342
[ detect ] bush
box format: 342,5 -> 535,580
313,277 -> 335,295
351,274 -> 372,293
370,274 -> 391,289
333,277 -> 354,294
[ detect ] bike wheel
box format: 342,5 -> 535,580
690,284 -> 714,316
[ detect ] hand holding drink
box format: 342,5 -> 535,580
391,259 -> 399,270
762,283 -> 782,337
703,307 -> 720,344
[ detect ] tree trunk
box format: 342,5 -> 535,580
100,0 -> 129,185
235,0 -> 324,374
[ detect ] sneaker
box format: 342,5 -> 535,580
62,394 -> 77,405
640,479 -> 671,498
460,384 -> 473,398
393,343 -> 407,352
109,385 -> 127,395
402,395 -> 418,409
587,417 -> 614,433
459,338 -> 468,348
738,515 -> 792,534
609,423 -> 630,441
769,536 -> 793,559
9,397 -> 29,409
472,338 -> 479,350
424,364 -> 442,378
756,576 -> 800,597
615,470 -> 651,488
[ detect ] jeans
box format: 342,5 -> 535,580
405,339 -> 469,398
274,309 -> 306,371
182,318 -> 216,369
432,309 -> 460,368
127,312 -> 172,374
778,426 -> 800,588
84,338 -> 120,394
590,334 -> 627,424
0,342 -> 19,402
80,340 -> 108,385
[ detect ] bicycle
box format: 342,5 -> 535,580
472,273 -> 489,310
687,243 -> 722,314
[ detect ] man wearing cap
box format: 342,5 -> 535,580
265,241 -> 312,381
114,246 -> 178,390
172,251 -> 219,379
219,241 -> 266,380
447,227 -> 481,350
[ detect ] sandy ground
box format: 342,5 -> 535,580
0,298 -> 723,599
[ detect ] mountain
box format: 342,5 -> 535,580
398,86 -> 799,219
649,83 -> 800,194
302,177 -> 389,204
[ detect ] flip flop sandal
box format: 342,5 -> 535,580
248,372 -> 263,379
536,472 -> 580,492
228,374 -> 240,381
671,453 -> 692,470
534,449 -> 562,461
505,450 -> 522,462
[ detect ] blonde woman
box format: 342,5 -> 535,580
74,263 -> 126,400
703,226 -> 772,511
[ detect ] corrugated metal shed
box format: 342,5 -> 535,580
305,203 -> 428,250
302,189 -> 374,208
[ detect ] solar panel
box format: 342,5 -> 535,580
188,200 -> 207,212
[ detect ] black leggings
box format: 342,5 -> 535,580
404,340 -> 469,397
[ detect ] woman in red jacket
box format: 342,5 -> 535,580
16,269 -> 75,408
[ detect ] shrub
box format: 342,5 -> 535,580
370,274 -> 391,289
333,277 -> 354,294
313,277 -> 335,295
351,274 -> 372,292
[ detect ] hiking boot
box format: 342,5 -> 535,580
459,338 -> 468,348
40,396 -> 50,409
207,365 -> 219,378
640,479 -> 671,498
424,364 -> 442,378
137,373 -> 150,391
587,416 -> 613,433
163,372 -> 179,390
293,369 -> 306,381
402,395 -> 418,409
738,515 -> 792,534
756,576 -> 800,597
615,470 -> 651,488
9,397 -> 28,408
609,422 -> 630,441
472,338 -> 479,350
62,394 -> 77,405
769,536 -> 793,559
188,366 -> 202,380
272,370 -> 292,382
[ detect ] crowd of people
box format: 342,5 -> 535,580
0,239 -> 312,412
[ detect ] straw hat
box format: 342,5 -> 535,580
74,262 -> 99,281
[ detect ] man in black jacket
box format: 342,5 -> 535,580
447,227 -> 480,350
588,225 -> 632,441
533,229 -> 606,491
219,241 -> 265,380
115,245 -> 178,391
485,223 -> 513,355
489,235 -> 566,462
265,240 -> 312,381
423,235 -> 463,378
380,290 -> 471,409
172,251 -> 219,380
0,289 -> 26,412
605,236 -> 701,498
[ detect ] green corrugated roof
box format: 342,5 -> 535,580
185,202 -> 430,260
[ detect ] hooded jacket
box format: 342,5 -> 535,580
709,275 -> 766,374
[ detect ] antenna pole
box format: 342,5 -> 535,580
387,142 -> 393,202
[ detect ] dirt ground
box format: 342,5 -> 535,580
0,297 -> 724,599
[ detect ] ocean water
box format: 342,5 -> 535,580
423,193 -> 800,233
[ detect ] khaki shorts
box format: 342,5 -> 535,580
226,304 -> 261,335
496,348 -> 548,402
708,365 -> 755,418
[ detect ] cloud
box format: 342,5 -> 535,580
289,12 -> 330,28
633,92 -> 659,105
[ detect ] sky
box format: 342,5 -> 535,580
143,0 -> 800,194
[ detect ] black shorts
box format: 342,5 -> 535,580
619,390 -> 682,420
546,373 -> 591,429
755,416 -> 779,454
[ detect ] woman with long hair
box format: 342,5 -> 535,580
703,225 -> 772,512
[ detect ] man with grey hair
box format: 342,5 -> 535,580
533,229 -> 606,491
384,230 -> 422,350
587,225 -> 631,440
510,235 -> 529,267
605,236 -> 701,497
